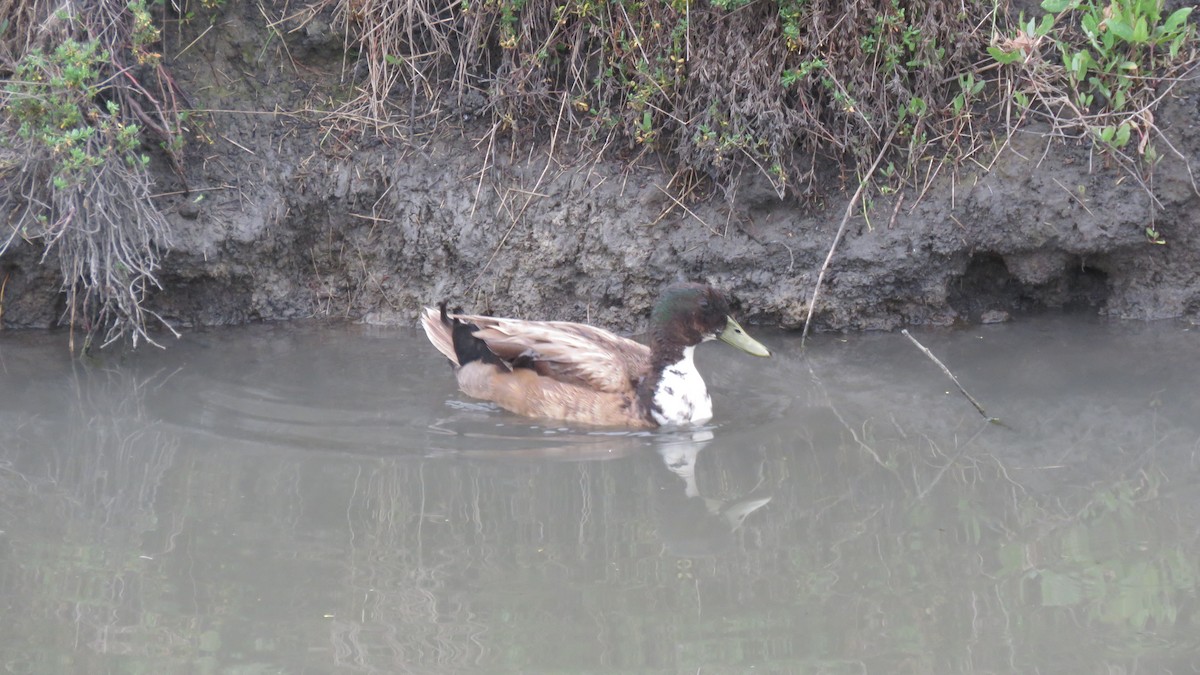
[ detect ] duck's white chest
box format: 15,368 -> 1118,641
650,347 -> 713,426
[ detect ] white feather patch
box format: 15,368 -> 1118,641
650,346 -> 713,426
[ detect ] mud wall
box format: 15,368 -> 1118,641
2,2 -> 1198,337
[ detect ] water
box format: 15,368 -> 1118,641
1,318 -> 1198,673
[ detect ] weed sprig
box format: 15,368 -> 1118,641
1,0 -> 190,350
990,0 -> 1198,202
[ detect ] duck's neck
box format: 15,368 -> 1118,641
641,343 -> 713,426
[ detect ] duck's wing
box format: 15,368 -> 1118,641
448,312 -> 651,393
420,306 -> 459,364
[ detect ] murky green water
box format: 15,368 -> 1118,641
1,317 -> 1198,673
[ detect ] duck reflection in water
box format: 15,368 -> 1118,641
654,430 -> 772,557
426,428 -> 771,557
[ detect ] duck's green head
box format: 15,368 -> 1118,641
650,283 -> 771,357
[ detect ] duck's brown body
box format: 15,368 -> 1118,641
421,309 -> 659,427
420,283 -> 771,428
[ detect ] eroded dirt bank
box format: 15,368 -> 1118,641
2,3 -> 1199,338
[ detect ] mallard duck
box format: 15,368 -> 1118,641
420,282 -> 770,428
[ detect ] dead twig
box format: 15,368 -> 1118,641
800,126 -> 898,347
467,94 -> 569,291
653,184 -> 720,237
0,271 -> 8,327
901,328 -> 1003,425
887,192 -> 905,229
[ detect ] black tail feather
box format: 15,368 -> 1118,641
440,302 -> 507,369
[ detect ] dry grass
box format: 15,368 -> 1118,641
303,0 -> 993,200
305,0 -> 1198,211
0,0 -> 188,349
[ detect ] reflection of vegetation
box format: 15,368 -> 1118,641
789,410 -> 1200,671
0,366 -> 189,668
1003,473 -> 1197,633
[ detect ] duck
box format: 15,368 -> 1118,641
420,282 -> 771,428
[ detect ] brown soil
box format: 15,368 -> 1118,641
2,2 -> 1199,338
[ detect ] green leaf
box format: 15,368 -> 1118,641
1101,27 -> 1118,50
1081,12 -> 1100,37
1138,0 -> 1162,19
997,543 -> 1025,576
1108,17 -> 1135,42
1069,50 -> 1093,81
988,45 -> 1023,64
1040,0 -> 1078,11
1132,16 -> 1149,43
1088,76 -> 1112,101
1162,7 -> 1194,34
1037,13 -> 1055,35
1114,122 -> 1132,147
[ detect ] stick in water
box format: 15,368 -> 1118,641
901,329 -> 1000,424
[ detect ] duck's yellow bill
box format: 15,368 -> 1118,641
718,317 -> 771,357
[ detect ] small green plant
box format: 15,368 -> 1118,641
778,0 -> 805,52
710,0 -> 753,9
951,73 -> 985,116
861,0 -> 928,75
985,0 -> 1198,246
780,58 -> 826,88
129,0 -> 163,64
990,0 -> 1196,154
8,41 -> 147,187
2,32 -> 177,350
1,0 -> 194,350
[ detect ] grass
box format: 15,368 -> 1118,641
309,0 -> 1197,214
0,0 -> 1196,349
989,0 -> 1198,208
307,0 -> 993,200
0,0 -> 190,350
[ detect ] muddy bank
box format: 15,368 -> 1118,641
2,3 -> 1199,338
